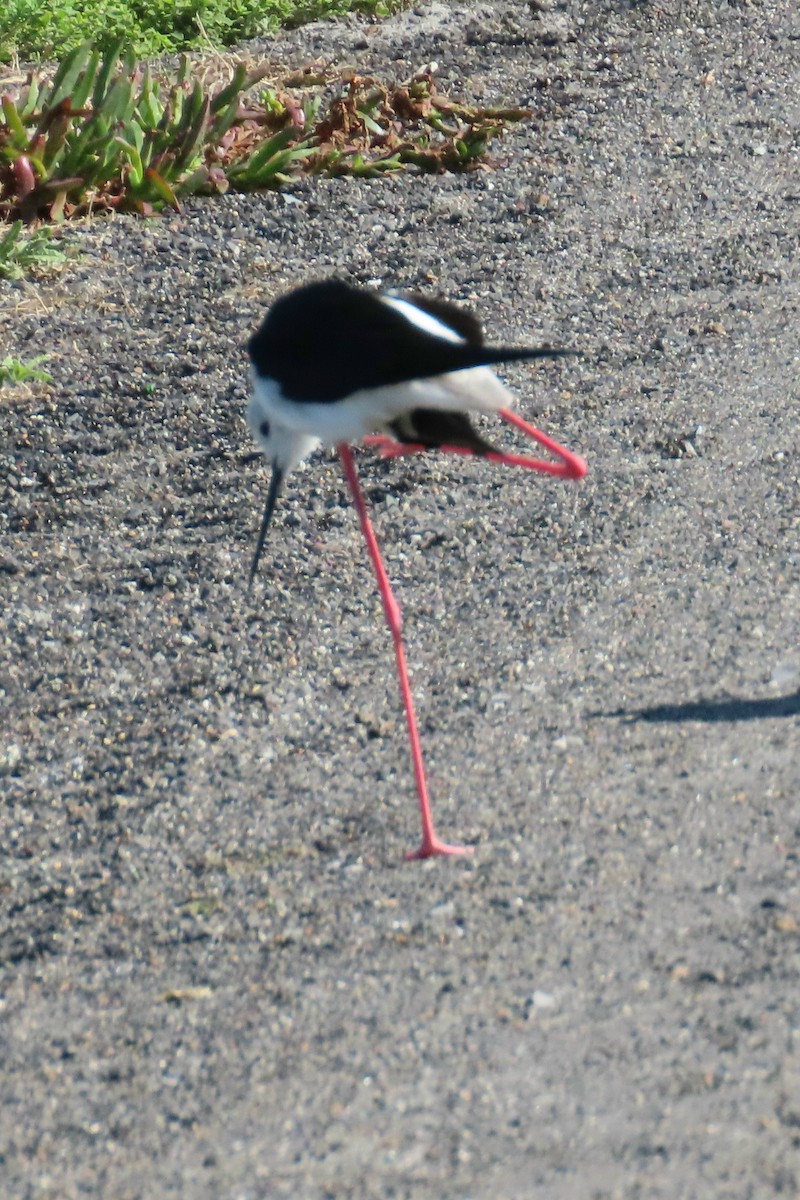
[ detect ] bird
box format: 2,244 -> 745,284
245,278 -> 586,860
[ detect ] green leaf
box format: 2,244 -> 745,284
357,110 -> 386,136
107,75 -> 136,124
45,43 -> 92,109
1,96 -> 27,146
172,95 -> 211,173
114,136 -> 144,186
57,113 -> 104,176
181,164 -> 213,195
212,64 -> 249,114
137,68 -> 163,128
229,126 -> 294,177
92,40 -> 126,109
144,168 -> 180,210
0,219 -> 23,257
182,81 -> 206,132
70,48 -> 101,112
128,121 -> 145,154
42,111 -> 74,171
0,354 -> 52,386
19,76 -> 41,121
214,65 -> 271,114
208,95 -> 241,144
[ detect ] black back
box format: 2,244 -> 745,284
248,279 -> 565,403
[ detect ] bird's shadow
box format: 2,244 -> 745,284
600,689 -> 800,724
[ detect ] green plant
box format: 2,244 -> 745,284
0,354 -> 51,385
307,71 -> 529,177
0,42 -> 299,218
0,47 -> 530,222
0,218 -> 66,277
0,0 -> 402,63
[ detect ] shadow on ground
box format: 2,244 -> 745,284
602,690 -> 800,724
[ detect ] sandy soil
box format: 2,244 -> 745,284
1,2 -> 799,1197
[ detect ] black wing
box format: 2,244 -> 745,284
248,279 -> 565,403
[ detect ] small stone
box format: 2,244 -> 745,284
0,744 -> 22,773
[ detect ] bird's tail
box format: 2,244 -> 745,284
432,343 -> 574,377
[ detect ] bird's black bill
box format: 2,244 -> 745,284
248,464 -> 284,590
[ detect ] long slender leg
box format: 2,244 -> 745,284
364,410 -> 587,480
338,443 -> 472,860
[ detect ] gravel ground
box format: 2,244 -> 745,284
2,2 -> 799,1197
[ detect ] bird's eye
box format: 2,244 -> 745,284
260,420 -> 271,438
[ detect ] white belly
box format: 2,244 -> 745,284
249,366 -> 517,448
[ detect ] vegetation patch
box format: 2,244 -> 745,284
0,43 -> 530,221
0,354 -> 51,385
0,218 -> 67,277
0,1 -> 398,64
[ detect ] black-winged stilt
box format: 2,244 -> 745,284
246,278 -> 586,860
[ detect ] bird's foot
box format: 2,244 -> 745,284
404,836 -> 475,861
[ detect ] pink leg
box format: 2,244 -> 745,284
338,444 -> 473,860
498,408 -> 587,479
364,411 -> 587,480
